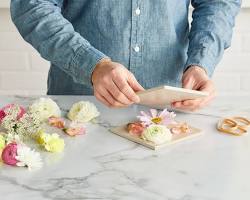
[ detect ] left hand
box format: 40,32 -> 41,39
171,66 -> 216,111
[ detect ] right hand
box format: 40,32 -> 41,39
92,58 -> 144,107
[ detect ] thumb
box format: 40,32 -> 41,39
128,73 -> 144,92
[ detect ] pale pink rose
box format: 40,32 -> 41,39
1,142 -> 18,166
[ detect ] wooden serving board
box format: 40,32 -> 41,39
109,125 -> 203,150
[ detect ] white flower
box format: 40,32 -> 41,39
29,98 -> 61,122
15,144 -> 43,170
142,125 -> 172,145
67,101 -> 100,123
5,133 -> 21,144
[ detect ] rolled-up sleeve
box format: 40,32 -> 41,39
10,0 -> 108,87
184,0 -> 241,77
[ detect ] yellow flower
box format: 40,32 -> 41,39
0,134 -> 6,150
37,131 -> 64,153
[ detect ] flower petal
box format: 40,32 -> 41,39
150,109 -> 157,118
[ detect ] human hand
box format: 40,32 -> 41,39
92,58 -> 144,108
172,66 -> 216,111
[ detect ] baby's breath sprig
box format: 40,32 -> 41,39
1,104 -> 42,142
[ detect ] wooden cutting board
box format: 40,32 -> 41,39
110,124 -> 203,150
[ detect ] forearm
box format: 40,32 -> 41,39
10,0 -> 108,86
185,0 -> 241,77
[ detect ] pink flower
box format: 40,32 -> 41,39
127,122 -> 145,137
0,104 -> 25,122
63,122 -> 86,136
48,116 -> 65,129
137,109 -> 176,126
1,142 -> 18,166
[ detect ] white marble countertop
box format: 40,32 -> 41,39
0,95 -> 250,200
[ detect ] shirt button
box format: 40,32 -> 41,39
134,45 -> 140,52
135,8 -> 141,16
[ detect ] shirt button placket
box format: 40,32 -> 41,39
130,0 -> 142,73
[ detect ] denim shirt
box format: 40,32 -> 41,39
10,0 -> 241,95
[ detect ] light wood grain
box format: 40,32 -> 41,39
110,124 -> 203,150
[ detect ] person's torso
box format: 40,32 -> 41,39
48,0 -> 190,95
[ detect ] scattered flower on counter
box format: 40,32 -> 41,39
48,116 -> 65,129
141,125 -> 172,145
1,142 -> 18,166
0,134 -> 6,150
1,142 -> 42,170
5,134 -> 21,145
29,98 -> 61,122
67,101 -> 100,123
137,108 -> 176,127
0,104 -> 41,138
15,144 -> 43,170
0,98 -> 100,170
63,121 -> 86,136
37,131 -> 64,153
0,104 -> 25,123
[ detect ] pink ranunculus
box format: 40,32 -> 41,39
1,142 -> 18,166
0,104 -> 26,122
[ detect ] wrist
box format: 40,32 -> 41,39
91,58 -> 112,84
185,65 -> 207,76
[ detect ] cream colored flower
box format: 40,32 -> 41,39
15,144 -> 43,170
29,98 -> 61,122
67,101 -> 100,123
0,134 -> 6,150
142,125 -> 172,145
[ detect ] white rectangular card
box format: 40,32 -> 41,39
137,85 -> 208,109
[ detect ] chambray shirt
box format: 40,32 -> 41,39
10,0 -> 241,95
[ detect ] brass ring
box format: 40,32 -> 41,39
232,117 -> 250,129
217,119 -> 247,136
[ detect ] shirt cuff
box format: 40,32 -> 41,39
184,49 -> 218,78
69,45 -> 109,87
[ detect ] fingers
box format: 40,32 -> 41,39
92,60 -> 143,108
172,92 -> 216,111
94,91 -> 111,107
128,73 -> 145,92
94,88 -> 127,108
113,75 -> 141,103
108,81 -> 133,105
172,81 -> 216,111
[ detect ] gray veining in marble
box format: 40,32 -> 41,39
0,95 -> 250,200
